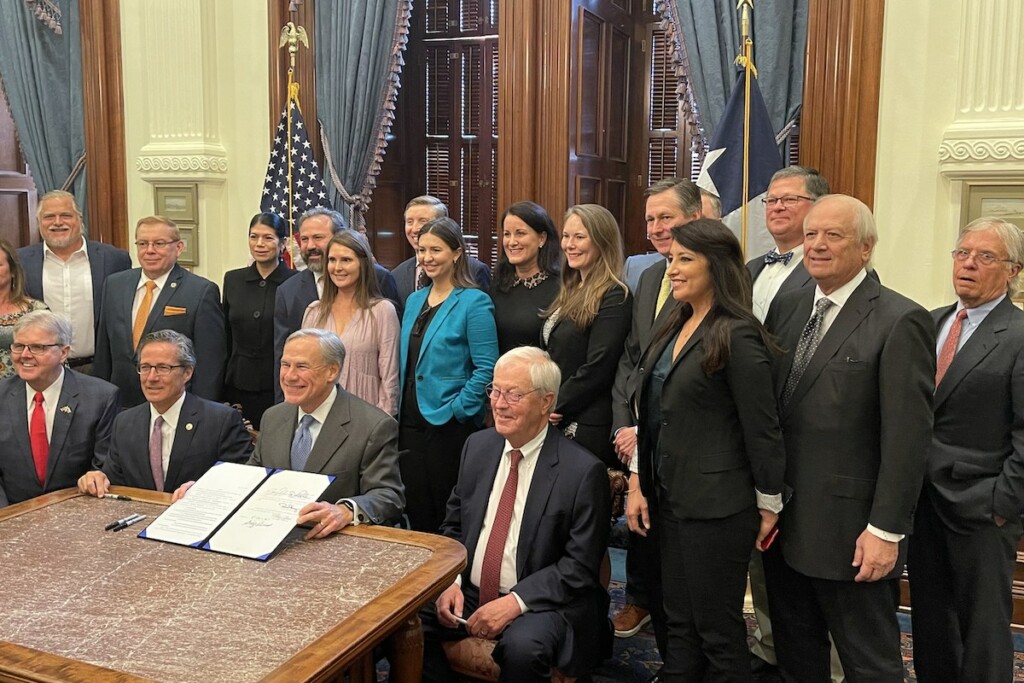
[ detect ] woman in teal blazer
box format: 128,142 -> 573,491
399,217 -> 498,532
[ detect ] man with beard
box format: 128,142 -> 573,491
272,207 -> 400,401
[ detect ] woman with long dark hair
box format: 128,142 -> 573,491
398,217 -> 498,532
490,201 -> 561,353
631,219 -> 785,681
303,230 -> 400,415
222,213 -> 296,428
541,204 -> 632,467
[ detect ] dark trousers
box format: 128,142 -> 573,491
421,583 -> 569,683
625,513 -> 668,656
762,545 -> 903,683
657,504 -> 759,682
222,384 -> 274,430
908,490 -> 1021,683
399,418 -> 476,533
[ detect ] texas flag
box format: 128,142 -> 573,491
697,69 -> 783,258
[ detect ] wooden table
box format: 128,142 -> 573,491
0,487 -> 465,682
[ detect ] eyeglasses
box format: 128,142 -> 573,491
762,195 -> 814,208
950,249 -> 1018,267
134,240 -> 180,251
10,342 -> 63,355
486,384 -> 540,406
137,364 -> 185,376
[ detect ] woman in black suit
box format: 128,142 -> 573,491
489,201 -> 561,353
541,204 -> 632,468
222,213 -> 296,428
631,219 -> 785,681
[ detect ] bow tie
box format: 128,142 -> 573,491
764,251 -> 794,266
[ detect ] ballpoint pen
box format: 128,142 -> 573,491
113,514 -> 147,532
103,494 -> 133,501
105,513 -> 140,531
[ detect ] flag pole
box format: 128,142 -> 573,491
279,19 -> 309,266
735,0 -> 756,255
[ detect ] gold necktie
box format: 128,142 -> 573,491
655,270 -> 671,316
132,280 -> 157,349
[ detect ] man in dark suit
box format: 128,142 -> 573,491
272,207 -> 400,401
17,190 -> 131,372
94,215 -> 226,407
79,330 -> 251,496
0,311 -> 119,506
391,195 -> 491,305
423,346 -> 611,682
908,217 -> 1024,682
762,194 -> 934,681
610,177 -> 701,649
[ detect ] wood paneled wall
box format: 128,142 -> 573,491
267,0 -> 321,164
800,0 -> 885,209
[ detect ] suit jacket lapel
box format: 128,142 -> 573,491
516,426 -> 560,578
145,265 -> 185,336
46,372 -> 80,484
87,242 -> 105,319
784,278 -> 878,414
780,262 -> 811,292
934,298 -> 1009,407
418,288 -> 462,363
304,389 -> 352,473
164,393 -> 200,489
5,380 -> 33,477
462,431 -> 505,566
748,257 -> 766,281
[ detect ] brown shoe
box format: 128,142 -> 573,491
611,603 -> 651,638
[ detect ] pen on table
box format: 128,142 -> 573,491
112,514 -> 147,532
105,513 -> 141,531
103,494 -> 133,501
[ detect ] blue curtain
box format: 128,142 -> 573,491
0,0 -> 86,211
665,0 -> 807,141
314,0 -> 411,229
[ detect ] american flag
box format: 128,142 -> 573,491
260,97 -> 329,231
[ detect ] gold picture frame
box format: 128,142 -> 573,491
961,182 -> 1024,232
154,184 -> 199,223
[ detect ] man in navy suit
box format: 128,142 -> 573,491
0,311 -> 119,506
94,215 -> 226,408
390,195 -> 491,305
272,207 -> 400,401
422,346 -> 611,682
79,330 -> 251,496
17,190 -> 131,372
909,217 -> 1024,682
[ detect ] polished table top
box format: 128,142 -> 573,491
0,488 -> 465,682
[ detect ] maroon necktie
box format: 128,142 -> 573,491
478,449 -> 523,605
30,392 -> 48,485
936,309 -> 969,386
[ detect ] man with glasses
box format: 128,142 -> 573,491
422,346 -> 610,682
0,311 -> 119,506
95,215 -> 226,407
79,330 -> 250,496
908,217 -> 1024,682
17,190 -> 131,374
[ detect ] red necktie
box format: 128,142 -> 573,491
30,392 -> 49,485
478,449 -> 523,605
936,309 -> 969,386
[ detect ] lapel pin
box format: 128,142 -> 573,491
60,406 -> 72,414
186,423 -> 194,431
170,282 -> 178,288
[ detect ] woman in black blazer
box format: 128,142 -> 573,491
632,219 -> 785,681
222,213 -> 296,428
541,204 -> 632,468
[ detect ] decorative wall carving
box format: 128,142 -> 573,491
939,138 -> 1024,164
136,154 -> 228,175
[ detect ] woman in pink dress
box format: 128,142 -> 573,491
302,231 -> 400,415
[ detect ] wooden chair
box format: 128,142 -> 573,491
442,468 -> 627,682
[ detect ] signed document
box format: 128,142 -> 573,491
140,462 -> 332,561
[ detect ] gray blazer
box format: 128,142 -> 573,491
17,240 -> 132,324
251,387 -> 405,525
0,370 -> 119,506
622,253 -> 663,293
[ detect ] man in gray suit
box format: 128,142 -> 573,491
611,177 -> 702,651
17,190 -> 131,372
763,195 -> 934,681
243,329 -> 403,534
94,215 -> 226,407
908,217 -> 1024,683
0,311 -> 119,506
391,195 -> 491,305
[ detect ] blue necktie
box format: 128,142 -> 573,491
290,414 -> 316,471
764,250 -> 794,266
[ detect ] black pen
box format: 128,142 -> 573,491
113,514 -> 146,532
105,513 -> 140,531
103,494 -> 133,501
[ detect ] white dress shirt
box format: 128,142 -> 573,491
149,391 -> 186,476
42,240 -> 94,357
24,368 -> 66,441
752,245 -> 805,323
132,270 -> 173,323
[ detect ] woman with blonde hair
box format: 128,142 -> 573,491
302,230 -> 400,415
541,204 -> 632,467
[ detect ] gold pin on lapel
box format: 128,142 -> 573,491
186,423 -> 194,431
60,406 -> 71,414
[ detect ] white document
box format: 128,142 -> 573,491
204,469 -> 331,560
140,462 -> 269,547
